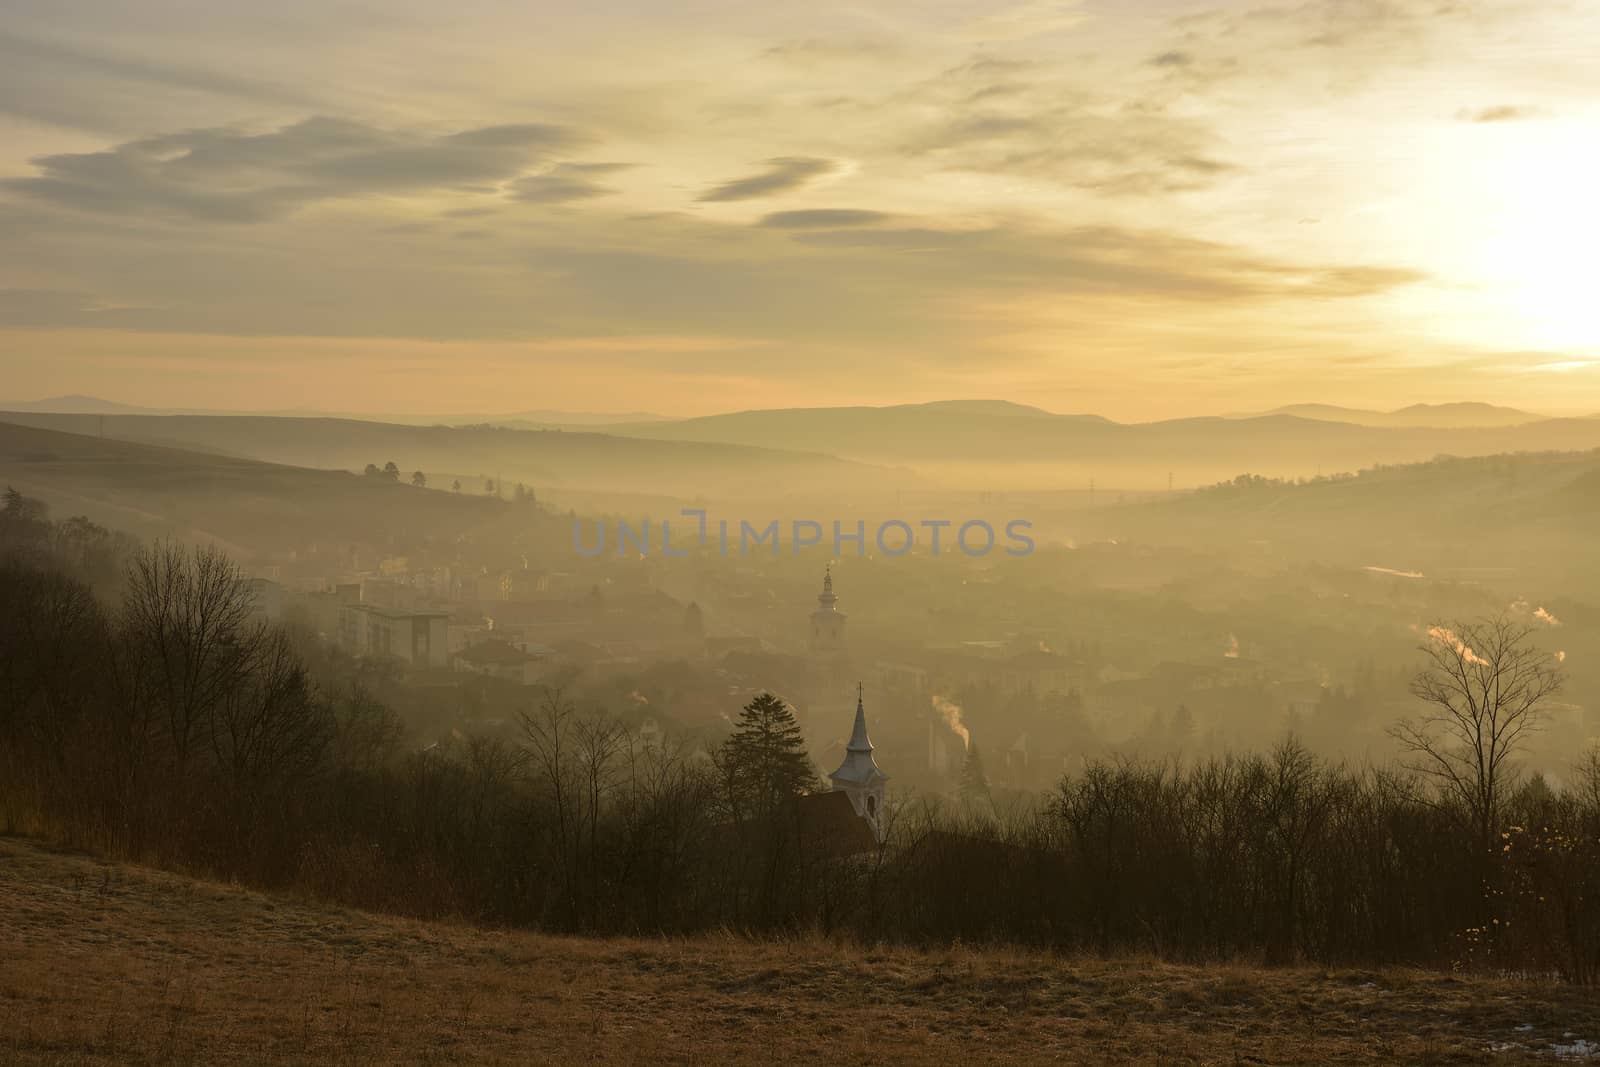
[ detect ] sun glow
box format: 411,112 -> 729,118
1470,125 -> 1600,352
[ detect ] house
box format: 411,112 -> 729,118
337,603 -> 449,667
452,638 -> 555,684
244,577 -> 283,621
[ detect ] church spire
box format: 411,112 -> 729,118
832,684 -> 882,777
846,681 -> 872,753
817,564 -> 837,611
829,682 -> 887,841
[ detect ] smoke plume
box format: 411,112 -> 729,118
931,695 -> 970,751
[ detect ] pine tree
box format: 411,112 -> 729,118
958,743 -> 992,808
719,692 -> 817,821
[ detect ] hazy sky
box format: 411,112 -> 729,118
1,0 -> 1596,419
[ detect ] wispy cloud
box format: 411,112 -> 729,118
758,209 -> 890,229
3,117 -> 586,221
507,162 -> 631,204
1458,104 -> 1540,123
696,157 -> 838,202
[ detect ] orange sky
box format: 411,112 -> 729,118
1,0 -> 1597,419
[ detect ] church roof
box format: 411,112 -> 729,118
830,685 -> 887,785
797,791 -> 877,856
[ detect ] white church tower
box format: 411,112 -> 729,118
810,565 -> 847,656
830,683 -> 888,842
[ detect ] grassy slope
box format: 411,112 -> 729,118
2,837 -> 1595,1066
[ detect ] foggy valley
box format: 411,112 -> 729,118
5,0 -> 1600,1061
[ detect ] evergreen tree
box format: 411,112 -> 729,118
1169,704 -> 1195,751
958,743 -> 992,808
719,692 -> 817,821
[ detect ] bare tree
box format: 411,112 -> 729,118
209,628 -> 331,809
1393,616 -> 1563,852
518,686 -> 580,922
121,541 -> 267,780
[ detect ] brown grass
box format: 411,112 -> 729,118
1,835 -> 1594,1066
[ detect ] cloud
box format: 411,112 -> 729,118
1298,266 -> 1427,297
1150,51 -> 1194,67
1459,105 -> 1539,123
0,287 -> 166,329
0,116 -> 587,222
891,57 -> 1238,196
0,27 -> 322,133
696,157 -> 838,202
507,162 -> 630,204
902,106 -> 1238,195
762,38 -> 896,64
758,209 -> 891,229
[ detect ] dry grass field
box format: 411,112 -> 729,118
2,836 -> 1597,1066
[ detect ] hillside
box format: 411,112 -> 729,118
0,412 -> 910,500
0,421 -> 505,557
594,402 -> 1600,489
1079,449 -> 1600,589
2,836 -> 1594,1066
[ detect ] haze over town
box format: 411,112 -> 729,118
4,2 -> 1600,1064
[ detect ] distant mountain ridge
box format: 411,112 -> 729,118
1246,402 -> 1547,428
591,402 -> 1600,488
9,397 -> 1600,491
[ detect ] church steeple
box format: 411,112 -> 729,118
846,682 -> 872,753
829,682 -> 887,840
809,565 -> 846,656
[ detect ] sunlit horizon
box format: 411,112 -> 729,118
3,0 -> 1598,419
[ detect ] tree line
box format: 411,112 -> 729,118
2,491 -> 1596,981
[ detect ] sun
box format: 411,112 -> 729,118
1470,125 -> 1600,352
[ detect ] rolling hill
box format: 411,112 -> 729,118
595,402 -> 1600,489
1077,448 -> 1600,592
0,412 -> 911,500
0,421 -> 506,558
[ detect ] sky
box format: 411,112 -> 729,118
0,0 -> 1597,421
